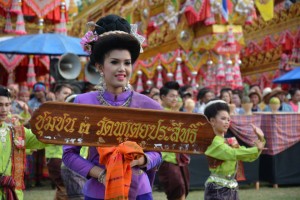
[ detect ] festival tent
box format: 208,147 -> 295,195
273,67 -> 300,83
0,33 -> 87,56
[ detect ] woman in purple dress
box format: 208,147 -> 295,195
62,14 -> 162,200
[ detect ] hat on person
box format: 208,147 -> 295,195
265,87 -> 287,103
248,88 -> 262,103
262,87 -> 272,99
182,91 -> 192,98
33,82 -> 46,92
262,87 -> 272,103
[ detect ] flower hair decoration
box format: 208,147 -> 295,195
80,22 -> 145,55
80,21 -> 99,54
130,24 -> 145,53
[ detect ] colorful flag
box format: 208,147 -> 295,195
221,0 -> 229,21
221,0 -> 233,22
255,0 -> 274,21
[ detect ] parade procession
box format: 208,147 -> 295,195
0,0 -> 300,200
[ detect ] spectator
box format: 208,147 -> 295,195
151,92 -> 162,105
28,82 -> 47,112
0,86 -> 46,200
232,89 -> 243,114
248,89 -> 262,112
179,84 -> 194,100
149,87 -> 160,98
194,87 -> 215,114
289,88 -> 300,112
7,84 -> 30,125
158,81 -> 190,200
45,84 -> 73,200
27,82 -> 48,187
259,87 -> 272,111
264,87 -> 293,112
220,87 -> 233,102
61,94 -> 88,200
220,89 -> 232,104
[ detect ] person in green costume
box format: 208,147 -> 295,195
0,85 -> 46,200
203,99 -> 266,200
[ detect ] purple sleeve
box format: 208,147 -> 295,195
144,151 -> 162,171
62,145 -> 95,178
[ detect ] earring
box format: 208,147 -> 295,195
124,82 -> 131,91
97,72 -> 106,95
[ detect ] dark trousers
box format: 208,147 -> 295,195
33,149 -> 45,186
61,165 -> 87,200
158,162 -> 190,200
204,182 -> 239,200
47,158 -> 68,200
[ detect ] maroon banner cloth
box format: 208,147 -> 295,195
230,113 -> 300,156
256,113 -> 300,155
229,115 -> 262,147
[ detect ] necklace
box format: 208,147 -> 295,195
0,125 -> 8,144
97,91 -> 133,107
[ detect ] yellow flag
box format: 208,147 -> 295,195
255,0 -> 274,21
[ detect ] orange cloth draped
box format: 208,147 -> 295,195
97,142 -> 145,200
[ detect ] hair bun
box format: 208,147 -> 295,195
95,14 -> 131,35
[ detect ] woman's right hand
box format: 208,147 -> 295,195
254,140 -> 266,151
250,124 -> 264,141
89,166 -> 106,186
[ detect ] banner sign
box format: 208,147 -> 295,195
30,102 -> 215,154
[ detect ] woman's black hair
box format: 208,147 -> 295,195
89,14 -> 140,66
160,81 -> 180,97
197,87 -> 212,101
0,86 -> 11,98
232,89 -> 243,100
151,92 -> 160,99
289,88 -> 300,97
204,99 -> 229,120
91,34 -> 140,65
95,14 -> 131,35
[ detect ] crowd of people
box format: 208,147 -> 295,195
0,14 -> 299,200
145,84 -> 300,115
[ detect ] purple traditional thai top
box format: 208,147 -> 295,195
63,90 -> 163,199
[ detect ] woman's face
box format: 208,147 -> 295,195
292,90 -> 300,103
210,110 -> 230,135
221,91 -> 231,104
232,94 -> 241,107
98,49 -> 132,94
151,94 -> 161,104
250,94 -> 260,105
0,96 -> 11,124
203,92 -> 214,104
149,88 -> 160,97
161,89 -> 179,109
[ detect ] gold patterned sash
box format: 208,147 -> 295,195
10,126 -> 26,190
